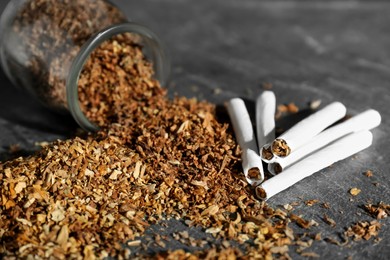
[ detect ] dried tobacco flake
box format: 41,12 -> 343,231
305,200 -> 319,207
276,103 -> 299,119
345,221 -> 381,241
300,251 -> 320,258
290,214 -> 318,229
309,100 -> 322,110
364,170 -> 373,177
364,202 -> 389,220
349,188 -> 361,196
322,214 -> 336,227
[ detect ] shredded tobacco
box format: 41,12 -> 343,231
12,0 -> 126,110
275,103 -> 299,120
0,33 -> 295,259
345,221 -> 381,241
261,146 -> 274,161
271,139 -> 291,157
364,202 -> 389,220
322,214 -> 336,228
364,170 -> 373,177
247,167 -> 261,181
0,4 -> 386,258
309,100 -> 322,110
273,163 -> 283,174
304,200 -> 319,207
349,188 -> 361,196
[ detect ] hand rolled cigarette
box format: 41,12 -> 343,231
268,109 -> 381,174
226,98 -> 264,185
271,102 -> 347,158
256,130 -> 373,200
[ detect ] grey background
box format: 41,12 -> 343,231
1,0 -> 389,258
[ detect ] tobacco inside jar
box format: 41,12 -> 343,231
0,0 -> 169,131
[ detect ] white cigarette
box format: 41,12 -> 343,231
271,102 -> 347,157
256,91 -> 276,149
255,91 -> 276,163
269,109 -> 381,174
256,130 -> 373,200
226,98 -> 264,185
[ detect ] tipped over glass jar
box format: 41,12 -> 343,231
0,0 -> 169,131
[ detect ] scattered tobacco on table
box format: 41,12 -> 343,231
0,34 -> 295,258
345,221 -> 381,241
0,1 -> 387,258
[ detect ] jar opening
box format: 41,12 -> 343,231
66,22 -> 169,132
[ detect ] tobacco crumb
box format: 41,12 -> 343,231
364,202 -> 389,219
324,237 -> 342,246
364,170 -> 373,177
300,251 -> 320,258
287,103 -> 299,113
313,233 -> 322,241
278,103 -> 299,114
349,188 -> 361,196
276,103 -> 299,120
283,204 -> 293,211
345,221 -> 381,241
309,99 -> 322,110
290,214 -> 318,229
321,202 -> 331,209
305,199 -> 320,207
322,214 -> 336,227
261,146 -> 274,161
290,201 -> 301,207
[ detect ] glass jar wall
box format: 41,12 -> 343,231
0,0 -> 168,131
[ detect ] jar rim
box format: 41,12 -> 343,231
66,22 -> 169,132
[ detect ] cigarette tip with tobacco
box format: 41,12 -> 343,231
226,98 -> 264,185
257,130 -> 375,201
268,109 -> 381,175
226,90 -> 381,201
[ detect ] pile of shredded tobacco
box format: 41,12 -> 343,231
0,34 -> 388,259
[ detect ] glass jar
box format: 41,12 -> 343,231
0,0 -> 169,131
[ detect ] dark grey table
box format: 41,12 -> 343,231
1,0 -> 389,259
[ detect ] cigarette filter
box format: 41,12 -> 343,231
271,101 -> 347,157
269,109 -> 381,174
226,98 -> 264,185
257,130 -> 373,200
